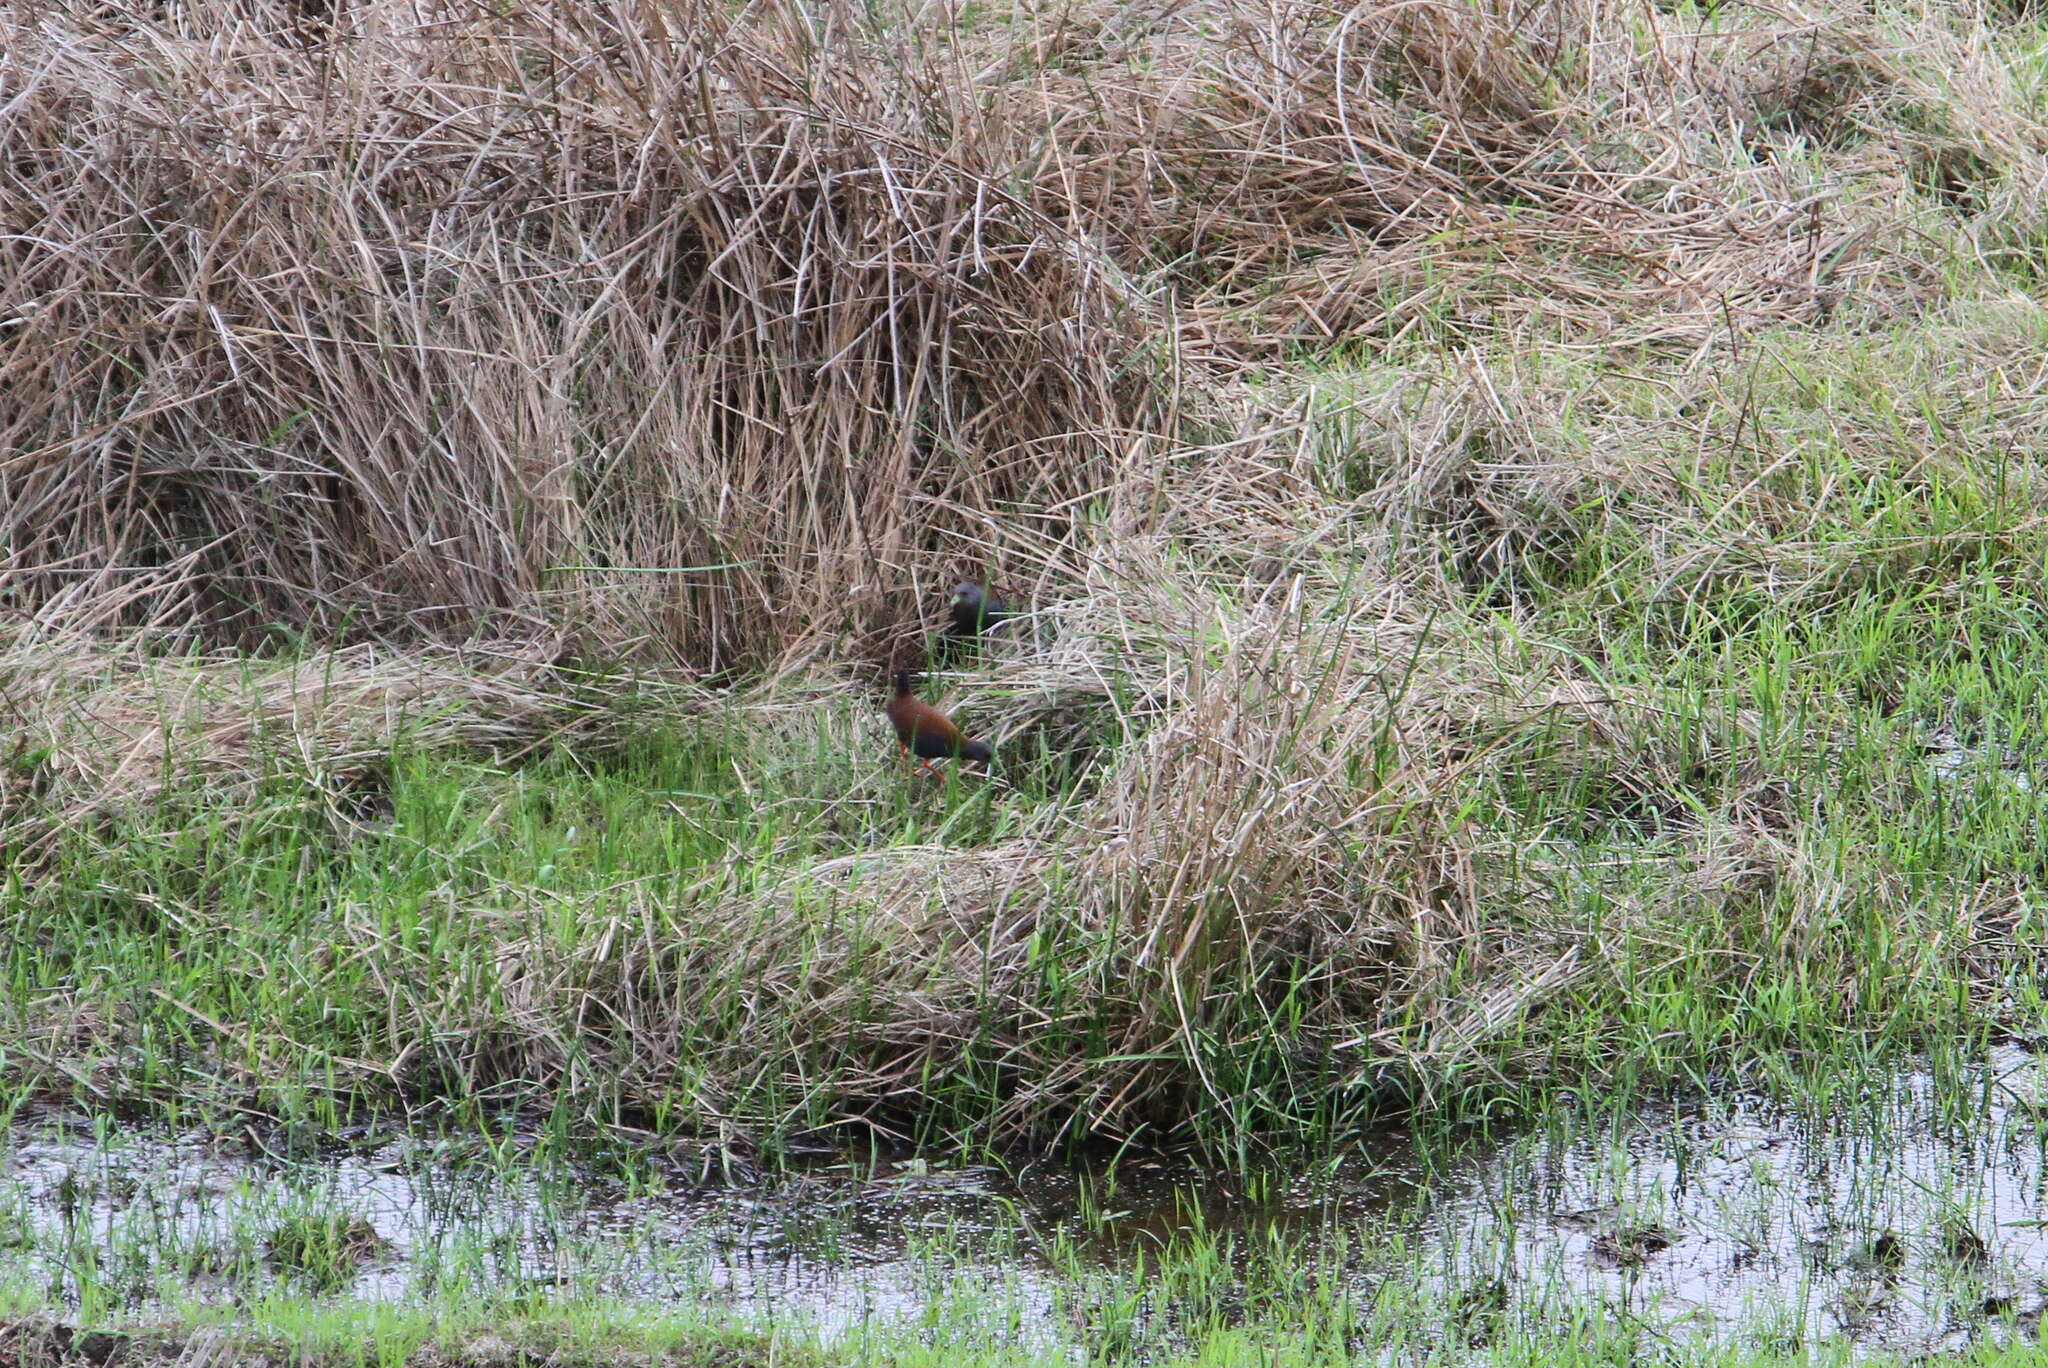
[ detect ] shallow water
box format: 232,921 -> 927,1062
8,1047 -> 2048,1358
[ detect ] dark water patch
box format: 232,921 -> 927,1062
8,1049 -> 2048,1358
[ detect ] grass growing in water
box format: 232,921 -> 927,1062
2,0 -> 2048,1169
9,1049 -> 2048,1363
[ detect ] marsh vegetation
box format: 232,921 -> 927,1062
6,0 -> 2048,1360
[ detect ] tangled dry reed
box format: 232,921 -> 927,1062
0,0 -> 1160,670
6,0 -> 2031,664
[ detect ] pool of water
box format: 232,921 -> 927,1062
9,1046 -> 2048,1358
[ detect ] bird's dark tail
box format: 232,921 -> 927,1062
960,740 -> 994,764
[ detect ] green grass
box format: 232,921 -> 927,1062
7,20 -> 2048,1158
11,316 -> 2048,1155
1,699 -> 1071,1137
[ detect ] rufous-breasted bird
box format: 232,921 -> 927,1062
886,671 -> 993,780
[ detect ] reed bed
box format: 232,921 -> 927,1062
7,0 -> 2036,661
0,0 -> 1158,669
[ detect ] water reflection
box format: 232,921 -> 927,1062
7,1047 -> 2048,1358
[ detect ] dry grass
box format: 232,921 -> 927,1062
0,0 -> 1160,670
6,0 -> 2036,663
971,0 -> 2033,352
417,576 -> 1750,1142
0,631 -> 591,870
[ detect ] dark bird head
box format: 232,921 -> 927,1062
893,669 -> 914,697
949,581 -> 1007,636
960,739 -> 994,764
